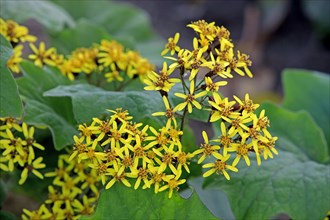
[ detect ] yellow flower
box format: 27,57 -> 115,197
0,157 -> 9,171
22,204 -> 52,220
145,165 -> 167,193
0,117 -> 22,131
153,143 -> 178,175
241,123 -> 269,163
166,126 -> 183,150
133,58 -> 155,81
226,50 -> 253,78
78,122 -> 98,144
233,93 -> 260,114
187,38 -> 208,81
131,164 -> 151,190
108,108 -> 133,122
253,109 -> 271,138
126,135 -> 152,167
71,47 -> 98,74
159,170 -> 186,198
193,131 -> 221,164
28,42 -> 57,67
165,49 -> 192,69
152,96 -> 178,128
58,59 -> 81,81
144,62 -> 181,92
259,136 -> 278,160
174,81 -> 207,113
92,117 -> 113,141
145,126 -> 170,148
237,51 -> 253,78
216,25 -> 231,40
105,63 -> 124,82
55,175 -> 83,198
97,39 -> 127,69
204,76 -> 227,94
101,121 -> 131,149
201,52 -> 232,78
187,20 -> 217,42
19,157 -> 46,185
209,93 -> 239,122
22,122 -> 45,150
105,162 -> 134,189
202,154 -> 238,179
161,33 -> 180,56
223,113 -> 253,136
228,135 -> 252,166
72,195 -> 96,216
46,156 -> 71,183
7,44 -> 23,73
1,19 -> 37,44
88,161 -> 111,185
212,122 -> 236,155
174,151 -> 194,173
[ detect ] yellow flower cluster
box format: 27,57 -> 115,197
144,20 -> 252,94
0,18 -> 36,45
22,154 -> 100,220
196,94 -> 278,179
69,108 -> 192,198
0,117 -> 45,185
144,20 -> 278,180
1,18 -> 154,85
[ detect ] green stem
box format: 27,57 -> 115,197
179,106 -> 188,141
179,67 -> 189,93
116,78 -> 135,91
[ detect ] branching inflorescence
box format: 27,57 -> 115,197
0,18 -> 278,219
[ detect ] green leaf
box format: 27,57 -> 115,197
23,98 -> 78,150
17,61 -> 75,124
204,102 -> 330,219
282,69 -> 330,148
16,61 -> 78,150
0,0 -> 75,33
81,183 -> 216,220
0,210 -> 18,220
44,84 -> 167,128
0,35 -> 23,118
181,125 -> 196,153
52,0 -> 155,41
189,177 -> 235,220
265,102 -> 328,163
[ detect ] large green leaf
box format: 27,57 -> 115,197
0,0 -> 74,33
282,69 -> 330,148
17,61 -> 75,124
81,183 -> 216,220
0,35 -> 23,118
44,84 -> 167,128
23,98 -> 78,150
52,0 -> 155,41
264,102 -> 328,163
205,102 -> 330,219
16,62 -> 78,150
